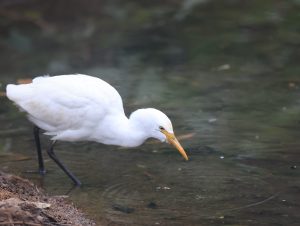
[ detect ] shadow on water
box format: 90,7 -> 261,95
1,0 -> 300,225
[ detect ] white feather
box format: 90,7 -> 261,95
6,74 -> 175,147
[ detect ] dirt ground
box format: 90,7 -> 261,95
0,171 -> 95,226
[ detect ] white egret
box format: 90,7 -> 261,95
6,74 -> 188,185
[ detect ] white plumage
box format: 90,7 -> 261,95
6,74 -> 188,184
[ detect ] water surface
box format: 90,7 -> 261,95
0,1 -> 299,225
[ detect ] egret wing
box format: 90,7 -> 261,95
7,74 -> 125,141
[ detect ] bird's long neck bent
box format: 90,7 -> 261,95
93,112 -> 149,147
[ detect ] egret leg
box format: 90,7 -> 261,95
33,126 -> 46,175
46,141 -> 82,186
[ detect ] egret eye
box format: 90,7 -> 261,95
159,126 -> 164,130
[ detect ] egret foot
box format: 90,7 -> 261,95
39,169 -> 47,175
24,169 -> 46,175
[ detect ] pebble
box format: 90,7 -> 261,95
147,202 -> 157,209
112,204 -> 135,214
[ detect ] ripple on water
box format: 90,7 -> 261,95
98,156 -> 277,225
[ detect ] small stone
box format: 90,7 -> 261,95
195,195 -> 204,200
137,164 -> 146,169
156,186 -> 171,190
37,216 -> 44,222
288,82 -> 296,88
112,204 -> 135,214
147,202 -> 157,209
217,64 -> 231,71
208,118 -> 217,123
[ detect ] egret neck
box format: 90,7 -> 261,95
91,108 -> 171,148
89,112 -> 145,147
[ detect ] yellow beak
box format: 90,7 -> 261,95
161,130 -> 189,161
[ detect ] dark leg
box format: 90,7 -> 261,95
33,126 -> 46,175
46,141 -> 82,186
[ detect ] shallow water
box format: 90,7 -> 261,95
1,1 -> 300,225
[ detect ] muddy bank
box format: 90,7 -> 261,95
0,171 -> 95,226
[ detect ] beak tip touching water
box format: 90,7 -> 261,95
160,129 -> 189,160
180,149 -> 189,161
164,131 -> 189,161
183,154 -> 189,161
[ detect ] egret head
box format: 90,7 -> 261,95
130,108 -> 189,160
